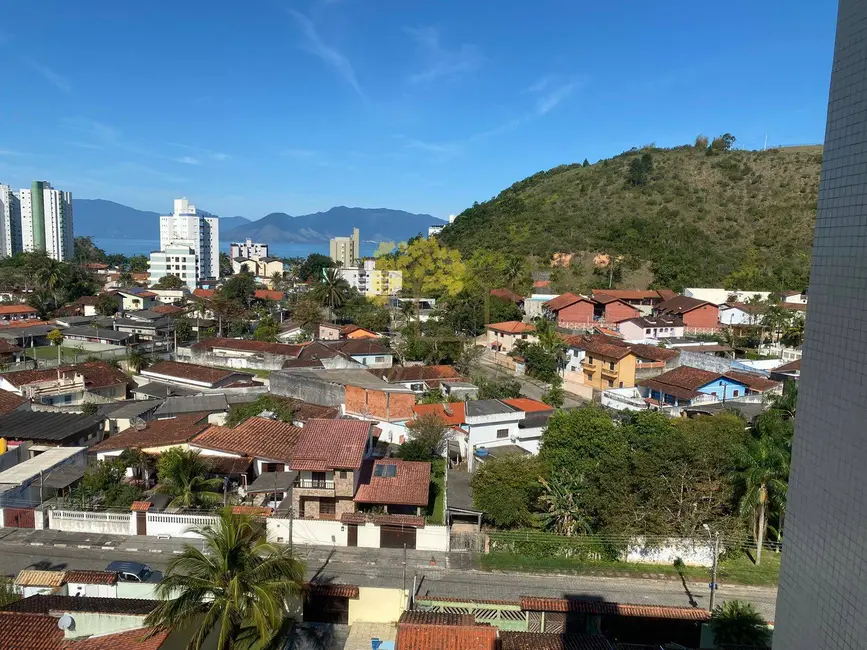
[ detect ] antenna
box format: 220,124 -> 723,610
132,417 -> 147,431
57,614 -> 74,631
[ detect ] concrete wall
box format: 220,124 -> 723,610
269,372 -> 345,406
67,582 -> 116,598
49,510 -> 133,536
345,385 -> 416,421
188,349 -> 293,372
116,582 -> 160,600
357,522 -> 380,548
63,613 -> 148,640
417,525 -> 449,552
678,350 -> 733,374
146,512 -> 218,538
622,538 -> 714,567
349,587 -> 408,625
266,518 -> 348,546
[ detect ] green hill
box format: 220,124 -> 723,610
438,143 -> 822,291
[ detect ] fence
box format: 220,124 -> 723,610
146,512 -> 219,538
49,509 -> 133,536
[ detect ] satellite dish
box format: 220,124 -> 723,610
132,417 -> 147,431
57,614 -> 75,631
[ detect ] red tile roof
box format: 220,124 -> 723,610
192,289 -> 215,299
412,402 -> 466,426
0,391 -> 26,415
490,288 -> 524,303
499,632 -> 614,650
774,359 -> 801,373
370,365 -> 462,383
130,501 -> 153,512
63,570 -> 118,585
592,289 -> 672,301
0,304 -> 37,315
289,419 -> 372,470
254,289 -> 284,301
61,628 -> 171,649
725,371 -> 781,393
655,296 -> 713,315
502,397 -> 552,413
0,340 -> 22,354
396,624 -> 498,650
191,337 -> 304,357
399,612 -> 477,627
355,459 -> 431,507
0,361 -> 129,390
151,305 -> 184,315
627,343 -> 680,363
373,513 -> 425,527
533,280 -> 551,288
487,321 -> 535,334
340,324 -> 379,337
308,583 -> 359,599
520,597 -> 711,621
562,335 -> 633,360
90,412 -> 211,452
0,612 -> 63,650
143,360 -> 252,386
637,366 -> 721,400
192,417 -> 303,463
543,293 -> 585,312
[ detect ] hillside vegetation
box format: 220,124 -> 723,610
439,142 -> 822,291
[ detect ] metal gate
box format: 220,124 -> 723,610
380,525 -> 417,549
303,595 -> 349,624
450,530 -> 486,552
3,508 -> 35,529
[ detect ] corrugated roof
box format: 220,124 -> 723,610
465,399 -> 519,417
543,293 -> 585,312
1,595 -> 157,615
726,371 -> 781,393
308,583 -> 359,599
15,570 -> 65,587
0,361 -> 129,390
154,394 -> 229,416
0,410 -> 103,443
500,632 -> 614,650
655,296 -> 714,315
398,611 -> 476,626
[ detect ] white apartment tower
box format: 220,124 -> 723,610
0,185 -> 21,259
19,181 -> 73,261
151,198 -> 219,289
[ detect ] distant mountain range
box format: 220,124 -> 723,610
72,199 -> 442,243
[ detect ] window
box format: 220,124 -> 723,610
619,381 -> 624,388
588,356 -> 594,364
733,390 -> 740,397
608,379 -> 614,387
609,361 -> 615,371
339,470 -> 348,479
318,498 -> 336,516
645,329 -> 651,335
521,334 -> 527,339
374,356 -> 385,363
496,429 -> 509,439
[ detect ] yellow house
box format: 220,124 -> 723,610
486,321 -> 537,354
366,268 -> 403,297
573,336 -> 638,390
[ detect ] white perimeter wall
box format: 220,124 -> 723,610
49,510 -> 133,536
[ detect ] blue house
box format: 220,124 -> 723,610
638,366 -> 778,407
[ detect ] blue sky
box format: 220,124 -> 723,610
0,0 -> 837,220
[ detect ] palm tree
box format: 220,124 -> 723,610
190,296 -> 209,342
270,271 -> 284,291
119,448 -> 156,487
127,348 -> 149,373
709,600 -> 771,648
156,448 -> 223,510
313,268 -> 349,321
781,315 -> 805,348
27,290 -> 55,320
734,435 -> 789,565
767,381 -> 798,420
118,271 -> 136,287
538,471 -> 593,537
144,508 -> 305,650
503,257 -> 524,290
37,259 -> 69,306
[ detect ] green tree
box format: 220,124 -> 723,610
313,268 -> 350,321
144,508 -> 305,650
95,293 -> 119,316
472,375 -> 522,400
781,315 -> 805,348
397,413 -> 449,461
127,255 -> 149,273
471,454 -> 544,528
37,259 -> 69,306
118,271 -> 137,286
127,348 -> 150,373
582,158 -> 590,167
153,274 -> 185,290
709,600 -> 771,648
253,315 -> 280,342
47,328 -> 64,363
27,290 -> 55,320
219,252 -> 232,277
225,394 -> 295,428
541,377 -> 565,408
220,274 -> 257,310
538,471 -> 592,537
155,448 -> 223,510
291,298 -> 322,334
390,237 -> 466,301
297,253 -> 336,282
174,317 -> 193,342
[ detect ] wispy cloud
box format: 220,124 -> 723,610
287,8 -> 364,99
175,156 -> 200,165
66,141 -> 106,151
166,142 -> 230,162
399,136 -> 460,156
527,75 -> 581,115
526,76 -> 552,93
405,27 -> 482,84
60,117 -> 120,143
21,57 -> 71,93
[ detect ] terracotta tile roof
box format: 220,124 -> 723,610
396,624 -> 498,650
308,583 -> 359,599
373,514 -> 425,527
370,365 -> 462,383
330,339 -> 391,356
143,361 -> 252,386
355,459 -> 431,507
502,398 -> 553,413
192,289 -> 215,299
490,288 -> 524,303
533,280 -> 551,288
254,289 -> 284,301
0,304 -> 37,315
0,612 -> 63,650
15,570 -> 65,587
192,417 -> 303,463
0,319 -> 55,329
627,343 -> 679,362
0,339 -> 22,354
543,293 -> 585,312
130,501 -> 153,512
399,612 -> 477,626
231,505 -> 273,517
0,361 -> 129,390
655,296 -> 713,315
725,371 -> 781,393
341,324 -> 379,337
487,321 -> 535,334
1,596 -> 156,616
637,366 -> 721,400
519,597 -> 711,620
562,335 -> 633,360
774,359 -> 801,373
191,336 -> 304,357
500,632 -> 614,650
90,412 -> 211,452
62,570 -> 117,586
412,402 -> 467,426
289,419 -> 372,470
0,391 -> 26,415
151,304 -> 184,315
206,455 -> 253,475
61,628 -> 171,649
723,301 -> 767,315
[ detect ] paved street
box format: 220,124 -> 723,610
474,358 -> 588,407
0,529 -> 778,619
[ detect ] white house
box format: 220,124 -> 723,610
719,303 -> 765,326
463,398 -> 553,470
684,288 -> 771,306
619,315 -> 685,341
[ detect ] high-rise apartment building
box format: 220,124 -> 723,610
773,1 -> 867,647
151,198 -> 219,289
230,238 -> 268,260
0,185 -> 21,258
19,181 -> 73,261
329,227 -> 360,268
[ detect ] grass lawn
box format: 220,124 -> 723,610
479,550 -> 781,586
426,459 -> 445,524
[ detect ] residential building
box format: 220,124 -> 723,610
637,365 -> 780,409
231,255 -> 284,285
230,238 -> 269,259
718,302 -> 766,327
92,413 -> 212,461
61,326 -> 134,347
140,360 -> 256,390
770,359 -> 801,384
464,398 -> 553,470
318,322 -> 380,340
0,304 -> 38,322
329,227 -> 360,268
18,181 -> 74,261
0,184 -> 20,258
337,259 -> 403,297
0,446 -> 86,508
618,315 -> 685,340
281,339 -> 393,369
369,365 -> 464,394
543,293 -> 639,329
654,296 -> 719,332
112,288 -> 158,311
148,244 -> 198,290
184,336 -> 305,371
591,289 -> 678,315
566,335 -> 638,391
0,410 -> 105,447
485,321 -> 536,353
428,224 -> 445,237
152,198 -> 219,285
683,288 -> 771,306
111,309 -> 172,341
0,361 -> 129,405
781,289 -> 808,305
523,293 -> 559,319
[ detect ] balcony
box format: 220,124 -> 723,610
600,366 -> 618,379
294,478 -> 334,490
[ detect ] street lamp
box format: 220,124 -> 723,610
703,523 -> 720,611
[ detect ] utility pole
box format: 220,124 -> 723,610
709,532 -> 720,611
402,543 -> 408,595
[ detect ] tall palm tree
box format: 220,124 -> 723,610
538,471 -> 592,537
127,348 -> 150,373
144,508 -> 305,650
734,435 -> 789,565
189,296 -> 209,342
709,600 -> 771,648
503,257 -> 524,291
155,448 -> 223,510
313,268 -> 349,321
37,260 -> 69,307
767,381 -> 798,420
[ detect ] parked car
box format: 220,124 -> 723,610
105,560 -> 162,583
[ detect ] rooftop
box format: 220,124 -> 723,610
276,367 -> 414,392
412,401 -> 466,426
396,623 -> 498,650
446,467 -> 481,514
0,447 -> 85,486
1,595 -> 157,616
354,459 -> 431,507
0,361 -> 129,390
465,399 -> 521,417
290,419 -> 372,471
369,365 -> 462,384
543,293 -> 585,312
132,382 -> 197,399
0,391 -> 26,415
774,359 -> 801,373
500,632 -> 613,650
0,410 -> 104,443
519,597 -> 711,621
191,337 -> 304,357
62,570 -> 117,586
192,416 -> 303,463
624,314 -> 684,328
490,288 -> 525,303
90,413 -> 211,452
502,397 -> 552,413
142,361 -> 253,387
0,304 -> 37,315
61,326 -> 132,342
487,321 -> 536,334
655,295 -> 713,315
637,365 -> 723,400
15,570 -> 65,587
592,289 -> 677,302
154,394 -> 229,416
0,611 -> 62,650
562,334 -> 633,360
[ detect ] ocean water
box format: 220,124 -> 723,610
93,238 -> 380,259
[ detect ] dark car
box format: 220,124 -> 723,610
105,560 -> 162,583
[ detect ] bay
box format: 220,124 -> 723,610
93,238 -> 381,260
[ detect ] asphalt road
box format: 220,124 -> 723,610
0,530 -> 778,619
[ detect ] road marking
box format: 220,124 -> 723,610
101,546 -> 114,550
126,548 -> 138,552
54,543 -> 67,548
149,549 -> 162,554
30,542 -> 43,546
77,545 -> 91,549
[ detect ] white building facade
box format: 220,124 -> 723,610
0,185 -> 20,258
148,245 -> 198,290
230,238 -> 268,259
19,181 -> 73,261
151,198 -> 219,287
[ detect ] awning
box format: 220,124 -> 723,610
245,471 -> 297,493
36,465 -> 86,489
